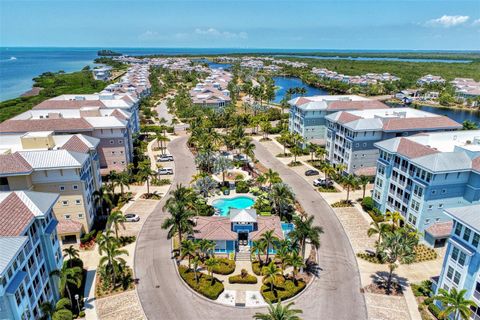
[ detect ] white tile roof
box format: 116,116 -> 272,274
84,117 -> 126,129
18,149 -> 88,169
0,236 -> 28,275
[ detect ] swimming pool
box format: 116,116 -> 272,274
281,223 -> 295,237
212,196 -> 255,216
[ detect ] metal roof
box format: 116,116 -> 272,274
0,237 -> 28,275
445,205 -> 480,231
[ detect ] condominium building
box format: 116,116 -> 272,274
190,69 -> 232,108
0,107 -> 133,174
0,191 -> 63,320
288,95 -> 389,145
0,131 -> 102,243
372,130 -> 480,247
325,108 -> 461,176
433,205 -> 480,318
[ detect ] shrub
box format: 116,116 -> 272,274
235,181 -> 250,193
252,261 -> 262,276
428,303 -> 446,320
151,178 -> 171,186
65,258 -> 84,269
318,186 -> 338,193
357,252 -> 382,264
178,265 -> 224,300
228,269 -> 258,284
119,236 -> 136,247
331,200 -> 353,208
361,197 -> 375,211
80,230 -> 97,244
210,258 -> 236,275
411,280 -> 433,297
287,161 -> 302,167
276,153 -> 292,158
261,277 -> 306,303
414,245 -> 438,262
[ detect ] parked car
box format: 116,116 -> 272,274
305,169 -> 320,176
157,154 -> 174,162
313,178 -> 333,187
125,213 -> 140,222
158,167 -> 174,175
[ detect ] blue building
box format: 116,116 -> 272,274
433,205 -> 480,318
0,191 -> 63,320
372,130 -> 480,247
192,209 -> 286,255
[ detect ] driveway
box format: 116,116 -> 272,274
135,136 -> 367,320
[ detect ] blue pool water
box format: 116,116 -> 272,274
212,196 -> 255,216
281,223 -> 295,237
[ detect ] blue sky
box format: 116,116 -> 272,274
1,0 -> 479,50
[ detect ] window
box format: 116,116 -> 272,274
453,271 -> 461,285
442,189 -> 447,194
432,190 -> 437,195
78,213 -> 84,219
455,223 -> 463,236
73,185 -> 78,190
438,204 -> 444,209
75,199 -> 81,205
64,214 -> 71,220
473,233 -> 480,248
60,186 -> 65,191
446,266 -> 454,280
109,140 -> 114,144
428,205 -> 433,210
111,151 -> 115,155
61,200 -> 68,206
118,140 -> 123,144
464,228 -> 472,242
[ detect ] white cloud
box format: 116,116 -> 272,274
425,15 -> 470,27
138,30 -> 162,41
194,28 -> 248,39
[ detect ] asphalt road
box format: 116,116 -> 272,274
135,136 -> 367,320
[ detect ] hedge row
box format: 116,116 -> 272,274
228,274 -> 258,284
178,266 -> 224,300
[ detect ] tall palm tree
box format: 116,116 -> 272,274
290,215 -> 324,263
194,175 -> 217,198
198,239 -> 216,260
50,264 -> 82,303
270,183 -> 295,221
108,210 -> 127,239
264,169 -> 281,188
367,220 -> 391,244
243,139 -> 256,162
180,240 -> 198,269
93,187 -> 113,216
41,298 -> 74,320
262,261 -> 281,293
137,164 -> 156,194
161,201 -> 195,244
377,228 -> 417,293
205,257 -> 219,286
386,211 -> 404,230
358,175 -> 370,199
62,246 -> 79,268
321,163 -> 336,182
275,245 -> 290,274
260,230 -> 279,264
286,252 -> 305,281
213,156 -> 233,183
164,184 -> 197,209
253,301 -> 303,320
252,240 -> 268,266
341,174 -> 359,202
97,230 -> 129,286
111,170 -> 130,197
314,146 -> 326,161
192,255 -> 201,284
335,163 -> 347,176
434,288 -> 477,320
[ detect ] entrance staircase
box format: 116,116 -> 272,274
236,245 -> 251,261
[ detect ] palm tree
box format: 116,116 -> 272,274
194,175 -> 217,198
180,240 -> 198,269
108,210 -> 126,239
275,245 -> 290,274
262,261 -> 281,293
62,246 -> 80,268
386,211 -> 404,230
286,252 -> 304,281
93,187 -> 113,216
290,215 -> 324,263
192,255 -> 201,284
41,298 -> 74,320
50,264 -> 82,302
111,170 -> 130,197
264,169 -> 281,188
197,239 -> 216,260
315,146 -> 326,161
161,200 -> 195,244
156,131 -> 170,155
307,143 -> 317,161
164,184 -> 197,209
341,174 -> 358,202
260,121 -> 272,140
270,183 -> 295,221
205,257 -> 219,286
137,164 -> 156,194
260,230 -> 279,264
462,120 -> 478,130
252,240 -> 267,266
335,163 -> 347,176
367,220 -> 391,244
321,163 -> 336,182
213,156 -> 233,183
377,228 -> 417,293
277,131 -> 292,156
358,175 -> 370,199
243,139 -> 256,162
97,230 -> 129,286
434,288 -> 477,320
253,301 -> 303,320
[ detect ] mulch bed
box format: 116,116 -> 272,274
363,282 -> 404,296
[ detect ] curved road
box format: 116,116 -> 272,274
135,136 -> 367,320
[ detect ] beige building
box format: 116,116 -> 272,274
0,131 -> 102,244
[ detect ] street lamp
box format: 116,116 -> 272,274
74,294 -> 80,314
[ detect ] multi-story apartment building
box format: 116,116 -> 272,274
0,108 -> 132,174
433,205 -> 480,319
0,131 -> 102,243
325,108 -> 461,176
372,130 -> 480,247
34,93 -> 141,133
288,95 -> 388,145
0,191 -> 63,320
190,69 -> 232,108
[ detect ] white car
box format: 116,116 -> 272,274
313,178 -> 333,187
124,214 -> 140,222
157,154 -> 174,162
158,167 -> 174,175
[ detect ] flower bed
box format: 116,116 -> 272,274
287,161 -> 302,167
261,276 -> 306,303
228,269 -> 258,284
414,244 -> 437,262
211,258 -> 236,275
318,186 -> 339,193
178,265 -> 224,300
357,252 -> 382,264
331,200 -> 354,208
276,153 -> 292,158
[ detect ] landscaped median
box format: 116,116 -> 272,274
261,275 -> 306,303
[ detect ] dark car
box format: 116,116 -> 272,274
305,169 -> 320,176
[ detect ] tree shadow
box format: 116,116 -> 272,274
370,271 -> 408,295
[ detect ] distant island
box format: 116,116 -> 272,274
97,49 -> 122,56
